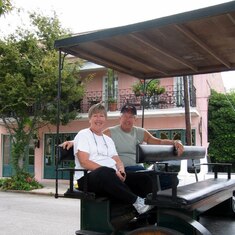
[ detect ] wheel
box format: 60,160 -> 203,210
232,195 -> 235,214
126,226 -> 183,235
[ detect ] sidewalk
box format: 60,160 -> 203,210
30,181 -> 68,196
0,180 -> 70,197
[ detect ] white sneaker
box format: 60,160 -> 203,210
133,197 -> 154,214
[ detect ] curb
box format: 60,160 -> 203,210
0,181 -> 68,197
0,189 -> 54,196
0,188 -> 65,197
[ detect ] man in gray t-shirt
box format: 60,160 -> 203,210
107,125 -> 145,167
103,104 -> 184,189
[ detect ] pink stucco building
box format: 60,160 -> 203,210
0,64 -> 225,182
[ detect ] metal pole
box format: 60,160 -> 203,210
141,79 -> 146,127
141,78 -> 156,127
183,76 -> 192,145
55,49 -> 63,198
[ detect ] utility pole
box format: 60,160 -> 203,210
141,79 -> 146,128
183,76 -> 192,145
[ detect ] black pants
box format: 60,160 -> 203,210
125,165 -> 178,190
77,166 -> 152,204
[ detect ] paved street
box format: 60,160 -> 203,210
200,215 -> 235,235
0,191 -> 235,235
0,192 -> 79,235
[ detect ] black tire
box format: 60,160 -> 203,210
126,226 -> 183,235
232,195 -> 235,214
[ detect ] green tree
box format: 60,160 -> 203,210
0,12 -> 88,176
208,90 -> 235,165
0,0 -> 12,16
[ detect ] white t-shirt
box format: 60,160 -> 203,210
73,128 -> 118,180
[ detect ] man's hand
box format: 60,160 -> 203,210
116,170 -> 126,182
174,140 -> 184,156
60,140 -> 74,150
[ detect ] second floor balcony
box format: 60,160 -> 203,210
79,85 -> 196,113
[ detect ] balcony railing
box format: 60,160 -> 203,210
79,85 -> 196,113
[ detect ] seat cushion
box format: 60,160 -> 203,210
147,178 -> 235,206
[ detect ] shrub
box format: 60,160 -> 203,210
0,172 -> 43,191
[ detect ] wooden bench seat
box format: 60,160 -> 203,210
147,178 -> 235,209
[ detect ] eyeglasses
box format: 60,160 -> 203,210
91,132 -> 108,156
123,105 -> 134,110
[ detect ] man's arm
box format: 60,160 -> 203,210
60,140 -> 74,150
102,128 -> 111,137
77,150 -> 101,170
143,130 -> 184,156
112,155 -> 126,182
61,128 -> 111,150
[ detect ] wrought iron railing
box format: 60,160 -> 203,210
79,85 -> 196,113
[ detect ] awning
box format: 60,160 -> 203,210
54,1 -> 235,79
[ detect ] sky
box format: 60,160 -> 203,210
1,0 -> 235,90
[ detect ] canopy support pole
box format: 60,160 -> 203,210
55,49 -> 63,198
141,79 -> 146,127
183,76 -> 192,145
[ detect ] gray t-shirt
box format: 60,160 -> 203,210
109,125 -> 145,166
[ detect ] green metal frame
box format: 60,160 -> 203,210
81,200 -> 114,234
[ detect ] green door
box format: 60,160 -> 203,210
2,135 -> 12,177
2,135 -> 34,177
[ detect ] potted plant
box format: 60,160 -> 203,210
88,96 -> 101,106
132,79 -> 166,97
108,97 -> 117,111
146,80 -> 159,96
156,86 -> 166,95
132,81 -> 144,97
146,79 -> 166,96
